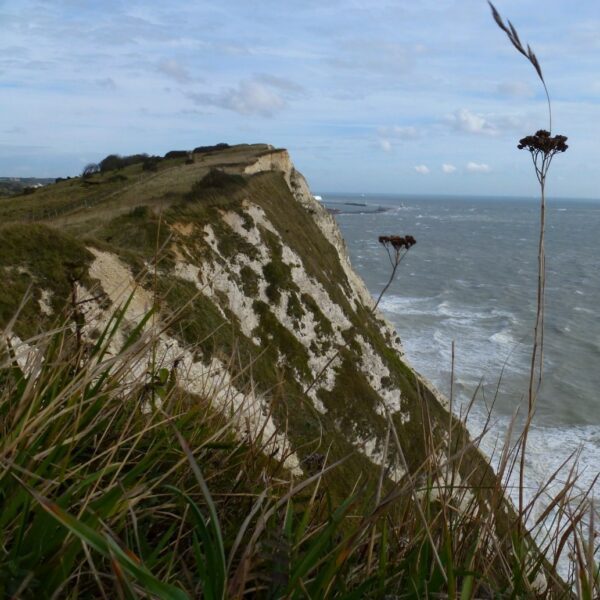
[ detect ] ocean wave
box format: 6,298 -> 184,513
489,329 -> 518,347
336,196 -> 600,575
386,206 -> 413,215
574,306 -> 594,315
476,415 -> 600,512
378,295 -> 438,317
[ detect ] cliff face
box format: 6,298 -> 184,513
0,144 -> 489,497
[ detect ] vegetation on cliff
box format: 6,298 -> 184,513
0,143 -> 596,598
1,298 -> 588,599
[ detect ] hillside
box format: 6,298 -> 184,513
0,144 -> 564,597
0,144 -> 466,479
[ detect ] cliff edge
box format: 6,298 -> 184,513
1,144 -> 458,485
0,143 -> 567,596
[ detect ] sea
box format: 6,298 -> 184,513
324,193 -> 600,521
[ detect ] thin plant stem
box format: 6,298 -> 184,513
543,80 -> 552,134
520,171 -> 546,531
304,238 -> 414,396
488,4 -> 569,544
372,249 -> 409,312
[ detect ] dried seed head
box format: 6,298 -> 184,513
378,235 -> 417,250
517,130 -> 568,155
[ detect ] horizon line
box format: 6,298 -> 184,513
317,191 -> 600,202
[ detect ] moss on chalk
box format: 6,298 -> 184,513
261,229 -> 298,304
286,291 -> 305,325
301,293 -> 334,337
239,265 -> 260,297
253,300 -> 311,381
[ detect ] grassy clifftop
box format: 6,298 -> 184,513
0,144 -> 459,483
0,144 -> 569,597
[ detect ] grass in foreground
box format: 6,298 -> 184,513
1,290 -> 598,599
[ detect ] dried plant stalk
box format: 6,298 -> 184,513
488,2 -> 569,542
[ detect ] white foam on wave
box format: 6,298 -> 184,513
378,295 -> 438,317
466,403 -> 600,579
377,305 -> 598,516
574,306 -> 594,314
387,205 -> 412,215
379,295 -> 528,381
380,296 -> 518,325
489,330 -> 516,346
472,411 -> 600,498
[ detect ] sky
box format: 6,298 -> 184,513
1,0 -> 599,198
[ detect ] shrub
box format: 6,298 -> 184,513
81,163 -> 100,178
164,150 -> 189,159
99,153 -> 148,173
192,142 -> 230,154
99,154 -> 123,172
200,169 -> 245,190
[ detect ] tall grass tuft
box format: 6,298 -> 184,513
2,288 -> 598,597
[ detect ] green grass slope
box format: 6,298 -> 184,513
0,144 -> 572,597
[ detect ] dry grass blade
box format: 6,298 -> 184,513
366,422 -> 390,574
228,454 -> 349,597
488,2 -> 542,77
386,410 -> 448,586
527,44 -> 544,80
488,1 -> 550,131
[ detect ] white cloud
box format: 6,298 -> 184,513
449,108 -> 497,136
224,80 -> 286,116
189,78 -> 288,117
466,161 -> 491,173
157,59 -> 192,84
379,138 -> 392,152
442,163 -> 456,173
414,164 -> 430,175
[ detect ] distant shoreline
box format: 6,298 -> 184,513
323,200 -> 389,215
